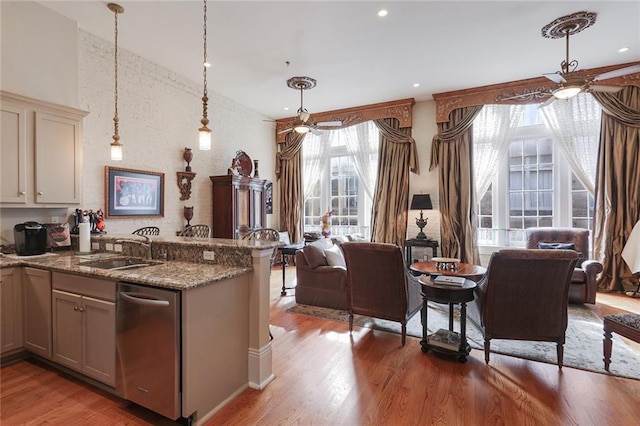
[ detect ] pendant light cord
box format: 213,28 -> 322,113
201,0 -> 209,126
113,6 -> 120,141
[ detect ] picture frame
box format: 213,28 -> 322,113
105,166 -> 164,218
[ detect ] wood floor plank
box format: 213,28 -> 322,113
2,266 -> 639,425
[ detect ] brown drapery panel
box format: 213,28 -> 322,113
429,106 -> 483,264
592,86 -> 640,292
276,132 -> 306,243
370,118 -> 418,246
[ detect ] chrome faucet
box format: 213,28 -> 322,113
116,236 -> 152,259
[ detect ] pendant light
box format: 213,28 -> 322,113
108,3 -> 124,161
198,0 -> 212,150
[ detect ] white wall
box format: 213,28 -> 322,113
0,2 -> 276,241
1,1 -> 78,106
406,100 -> 441,258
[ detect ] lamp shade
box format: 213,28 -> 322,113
410,194 -> 433,210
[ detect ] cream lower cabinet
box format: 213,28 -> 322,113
52,273 -> 116,387
1,91 -> 88,206
22,267 -> 52,358
1,268 -> 23,354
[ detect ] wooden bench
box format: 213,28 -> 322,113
603,314 -> 640,371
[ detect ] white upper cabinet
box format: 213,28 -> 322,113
1,91 -> 88,206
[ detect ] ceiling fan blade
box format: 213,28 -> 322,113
277,127 -> 293,135
498,91 -> 546,101
543,72 -> 567,84
309,127 -> 322,136
589,84 -> 624,93
316,120 -> 342,127
537,96 -> 556,109
593,64 -> 640,82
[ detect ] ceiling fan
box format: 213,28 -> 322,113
277,76 -> 342,136
539,11 -> 640,105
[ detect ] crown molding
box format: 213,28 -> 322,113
275,98 -> 415,143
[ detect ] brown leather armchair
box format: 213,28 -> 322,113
525,227 -> 603,304
341,242 -> 422,346
468,249 -> 579,368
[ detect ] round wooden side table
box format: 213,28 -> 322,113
419,276 -> 477,362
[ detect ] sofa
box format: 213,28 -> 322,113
294,234 -> 366,310
525,227 -> 603,304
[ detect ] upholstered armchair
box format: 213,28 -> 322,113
295,239 -> 348,310
341,242 -> 422,346
468,249 -> 579,368
525,227 -> 603,304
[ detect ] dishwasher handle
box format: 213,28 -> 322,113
119,291 -> 171,307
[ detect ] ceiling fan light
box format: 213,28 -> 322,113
294,124 -> 310,134
552,85 -> 582,99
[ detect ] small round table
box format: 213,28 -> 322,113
410,261 -> 487,282
419,276 -> 477,362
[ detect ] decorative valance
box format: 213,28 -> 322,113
275,98 -> 415,143
433,62 -> 640,123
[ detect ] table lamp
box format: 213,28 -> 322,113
410,194 -> 433,239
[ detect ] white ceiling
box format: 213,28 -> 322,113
37,1 -> 640,120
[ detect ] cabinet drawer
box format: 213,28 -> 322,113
52,272 -> 115,302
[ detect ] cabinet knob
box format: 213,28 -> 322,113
37,191 -> 44,195
73,306 -> 79,311
20,191 -> 26,195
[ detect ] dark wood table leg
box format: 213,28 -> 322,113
281,252 -> 287,296
603,325 -> 612,371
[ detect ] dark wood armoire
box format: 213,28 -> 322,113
209,175 -> 267,239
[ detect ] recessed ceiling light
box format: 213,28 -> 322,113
378,9 -> 388,17
413,83 -> 420,88
284,107 -> 289,111
618,47 -> 629,53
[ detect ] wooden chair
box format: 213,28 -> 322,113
179,224 -> 211,238
242,228 -> 280,266
132,226 -> 160,236
341,242 -> 422,346
468,249 -> 579,368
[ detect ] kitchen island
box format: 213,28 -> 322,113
0,234 -> 281,425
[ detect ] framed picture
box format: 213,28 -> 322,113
105,166 -> 164,218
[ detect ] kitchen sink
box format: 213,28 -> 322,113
78,257 -> 162,271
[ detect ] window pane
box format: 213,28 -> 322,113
540,217 -> 553,227
509,217 -> 522,228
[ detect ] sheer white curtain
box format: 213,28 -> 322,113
343,121 -> 379,199
539,92 -> 601,195
472,104 -> 525,199
302,131 -> 331,201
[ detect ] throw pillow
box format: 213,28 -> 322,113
303,238 -> 333,268
324,244 -> 346,268
538,242 -> 576,250
331,235 -> 349,246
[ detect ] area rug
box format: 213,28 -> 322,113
286,302 -> 640,380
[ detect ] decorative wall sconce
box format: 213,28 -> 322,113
184,206 -> 194,227
177,147 -> 196,200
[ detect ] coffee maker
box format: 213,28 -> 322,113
14,222 -> 48,256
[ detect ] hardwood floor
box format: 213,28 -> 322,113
2,266 -> 639,425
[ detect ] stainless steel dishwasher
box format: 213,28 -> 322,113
116,282 -> 181,420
